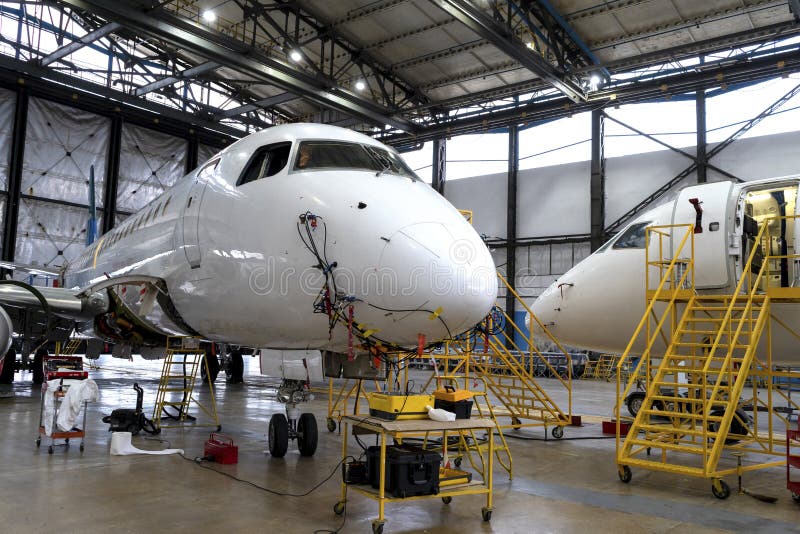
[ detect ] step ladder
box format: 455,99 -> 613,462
465,274 -> 574,437
615,221 -> 800,498
152,337 -> 220,430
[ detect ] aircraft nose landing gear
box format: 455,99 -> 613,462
268,379 -> 318,457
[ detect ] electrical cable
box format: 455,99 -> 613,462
182,451 -> 355,498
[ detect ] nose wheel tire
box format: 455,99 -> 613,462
712,479 -> 730,500
297,413 -> 318,457
268,413 -> 289,457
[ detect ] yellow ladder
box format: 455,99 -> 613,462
463,274 -> 573,437
618,294 -> 768,477
461,389 -> 513,478
615,221 -> 800,498
56,338 -> 82,356
152,337 -> 220,430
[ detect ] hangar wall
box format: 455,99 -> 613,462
445,129 -> 800,303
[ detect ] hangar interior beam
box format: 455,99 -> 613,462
432,139 -> 447,196
696,88 -> 707,184
2,88 -> 27,262
505,123 -> 519,347
589,109 -> 605,252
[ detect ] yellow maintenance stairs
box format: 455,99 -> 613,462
450,274 -> 575,438
616,220 -> 800,498
152,336 -> 220,430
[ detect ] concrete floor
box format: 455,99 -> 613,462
1,356 -> 799,534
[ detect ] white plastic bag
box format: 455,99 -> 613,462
426,405 -> 456,422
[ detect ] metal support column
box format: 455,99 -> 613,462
590,110 -> 605,251
186,134 -> 199,174
696,89 -> 707,183
2,87 -> 28,262
432,138 -> 446,195
102,114 -> 122,233
505,124 -> 519,347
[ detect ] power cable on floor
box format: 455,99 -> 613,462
137,436 -> 352,533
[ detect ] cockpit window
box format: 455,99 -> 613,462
612,222 -> 651,249
293,140 -> 420,180
238,142 -> 292,186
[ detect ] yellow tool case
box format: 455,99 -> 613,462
433,386 -> 474,402
367,392 -> 434,420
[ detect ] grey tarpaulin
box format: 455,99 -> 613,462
22,97 -> 109,205
117,123 -> 187,215
15,197 -> 102,269
198,143 -> 220,168
0,87 -> 15,191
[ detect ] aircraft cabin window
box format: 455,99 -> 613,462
238,142 -> 292,186
293,140 -> 420,181
613,222 -> 651,250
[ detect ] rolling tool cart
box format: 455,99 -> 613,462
336,415 -> 496,534
36,366 -> 90,455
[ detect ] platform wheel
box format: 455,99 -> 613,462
453,456 -> 462,468
712,479 -> 730,500
371,520 -> 385,534
551,426 -> 564,439
791,492 -> 800,504
442,496 -> 452,504
481,507 -> 492,521
333,501 -> 345,515
35,437 -> 41,447
79,443 -> 84,452
618,465 -> 632,483
48,445 -> 53,455
511,417 -> 521,430
326,417 -> 337,433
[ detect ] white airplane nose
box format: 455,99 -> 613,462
371,221 -> 497,341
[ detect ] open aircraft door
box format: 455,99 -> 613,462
672,181 -> 733,289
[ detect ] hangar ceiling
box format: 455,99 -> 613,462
1,0 -> 799,147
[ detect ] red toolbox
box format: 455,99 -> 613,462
204,433 -> 238,464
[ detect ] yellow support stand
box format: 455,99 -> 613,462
152,336 -> 220,431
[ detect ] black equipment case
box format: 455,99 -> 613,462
366,445 -> 441,498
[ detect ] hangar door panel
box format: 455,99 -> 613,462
672,181 -> 733,289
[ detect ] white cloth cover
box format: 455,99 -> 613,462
56,379 -> 99,432
42,380 -> 59,436
110,432 -> 184,456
